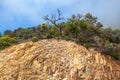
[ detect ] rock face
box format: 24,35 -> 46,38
0,39 -> 120,80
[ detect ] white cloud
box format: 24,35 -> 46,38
0,0 -> 120,31
0,0 -> 76,23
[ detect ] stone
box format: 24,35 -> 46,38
0,39 -> 120,80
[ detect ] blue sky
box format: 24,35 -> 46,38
0,0 -> 120,33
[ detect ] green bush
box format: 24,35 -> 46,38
83,43 -> 92,48
31,37 -> 38,42
0,35 -> 17,50
49,26 -> 59,38
61,36 -> 71,40
111,52 -> 119,60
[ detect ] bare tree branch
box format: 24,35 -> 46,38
44,9 -> 64,36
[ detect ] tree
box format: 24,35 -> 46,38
40,23 -> 50,39
18,29 -> 34,41
4,30 -> 15,37
112,29 -> 120,43
69,14 -> 82,22
44,9 -> 64,36
41,23 -> 48,32
64,21 -> 80,38
96,22 -> 103,28
49,26 -> 59,38
35,25 -> 42,39
84,13 -> 97,24
62,14 -> 82,38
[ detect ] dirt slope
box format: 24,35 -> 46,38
0,39 -> 120,80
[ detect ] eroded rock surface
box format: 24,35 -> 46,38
0,39 -> 120,80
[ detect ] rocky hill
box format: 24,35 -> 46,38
0,39 -> 120,80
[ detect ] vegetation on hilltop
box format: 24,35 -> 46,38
0,10 -> 120,60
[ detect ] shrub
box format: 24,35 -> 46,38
31,37 -> 38,42
49,26 -> 59,38
111,52 -> 119,60
0,35 -> 17,50
62,36 -> 71,40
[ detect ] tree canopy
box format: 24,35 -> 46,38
0,11 -> 120,60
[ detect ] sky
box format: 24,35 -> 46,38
0,0 -> 120,33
